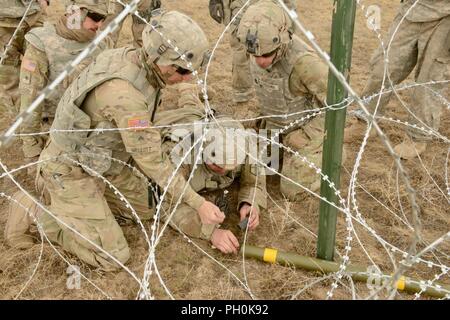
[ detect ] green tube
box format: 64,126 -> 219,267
241,245 -> 450,299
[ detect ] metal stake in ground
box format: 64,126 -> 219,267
317,0 -> 357,261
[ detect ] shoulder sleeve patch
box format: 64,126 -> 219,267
21,58 -> 37,72
25,29 -> 46,52
128,117 -> 150,129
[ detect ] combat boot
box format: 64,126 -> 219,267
394,138 -> 427,160
4,190 -> 43,249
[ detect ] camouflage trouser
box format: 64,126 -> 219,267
279,116 -> 325,201
363,14 -> 450,141
229,5 -> 254,103
161,199 -> 216,241
35,143 -> 153,270
0,13 -> 44,116
104,0 -> 154,48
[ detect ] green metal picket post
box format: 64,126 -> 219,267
317,0 -> 357,261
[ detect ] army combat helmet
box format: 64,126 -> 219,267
142,11 -> 210,74
237,0 -> 293,62
67,0 -> 109,20
200,116 -> 246,172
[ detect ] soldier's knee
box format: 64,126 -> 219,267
94,223 -> 131,271
280,152 -> 322,201
4,190 -> 39,249
70,237 -> 131,272
96,244 -> 131,271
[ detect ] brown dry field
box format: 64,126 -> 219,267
0,0 -> 449,299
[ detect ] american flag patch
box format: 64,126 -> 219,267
128,118 -> 149,129
22,58 -> 37,72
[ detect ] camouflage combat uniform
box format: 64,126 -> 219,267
33,47 -> 206,270
0,0 -> 45,116
362,0 -> 450,141
19,15 -> 111,160
238,1 -> 329,200
155,110 -> 267,240
210,0 -> 297,103
18,9 -> 210,270
104,0 -> 161,47
254,36 -> 327,200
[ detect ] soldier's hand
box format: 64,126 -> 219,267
211,229 -> 239,254
38,0 -> 49,10
152,0 -> 161,9
239,203 -> 260,231
198,200 -> 225,225
209,0 -> 225,24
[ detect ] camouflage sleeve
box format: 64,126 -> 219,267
237,160 -> 267,213
289,53 -> 329,105
99,80 -> 206,211
19,42 -> 48,136
176,83 -> 204,110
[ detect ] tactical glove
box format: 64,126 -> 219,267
209,0 -> 224,24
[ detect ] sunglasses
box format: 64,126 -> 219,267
174,65 -> 192,75
86,11 -> 106,23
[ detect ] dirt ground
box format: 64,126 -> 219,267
0,0 -> 449,300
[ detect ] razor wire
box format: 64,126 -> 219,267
0,0 -> 145,148
0,191 -> 112,299
0,0 -> 36,65
352,0 -> 449,299
0,157 -> 153,299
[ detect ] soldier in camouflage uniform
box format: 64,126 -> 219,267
5,11 -> 225,270
0,0 -> 48,116
155,109 -> 267,254
347,0 -> 450,159
209,0 -> 296,103
237,0 -> 329,201
104,0 -> 161,47
19,0 -> 111,170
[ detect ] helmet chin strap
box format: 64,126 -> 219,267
139,48 -> 166,88
273,44 -> 286,65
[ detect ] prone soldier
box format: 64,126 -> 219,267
155,108 -> 267,254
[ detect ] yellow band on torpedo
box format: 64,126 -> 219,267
263,248 -> 278,264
